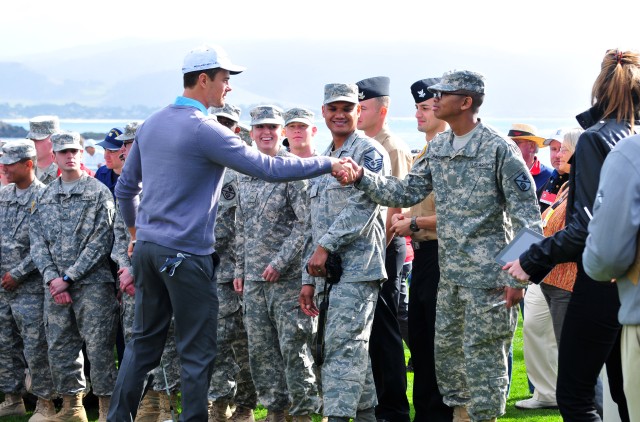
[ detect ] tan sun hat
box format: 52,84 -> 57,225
508,123 -> 547,148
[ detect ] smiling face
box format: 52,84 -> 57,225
250,124 -> 282,156
322,101 -> 359,140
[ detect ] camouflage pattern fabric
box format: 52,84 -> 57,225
434,283 -> 516,420
357,121 -> 541,419
43,283 -> 119,395
0,179 -> 54,398
302,131 -> 389,418
37,162 -> 58,185
320,280 -> 379,418
30,175 -> 118,396
208,284 -> 256,409
27,116 -> 59,140
215,170 -> 240,288
150,320 -> 181,393
323,83 -> 359,105
235,147 -> 320,415
427,70 -> 485,94
302,132 -> 390,286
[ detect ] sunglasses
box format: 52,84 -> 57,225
433,91 -> 469,100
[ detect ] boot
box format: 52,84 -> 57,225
264,409 -> 286,422
136,390 -> 161,422
28,398 -> 56,422
43,393 -> 88,422
157,392 -> 179,422
98,396 -> 110,422
208,400 -> 231,422
230,405 -> 255,422
452,406 -> 471,422
0,393 -> 26,417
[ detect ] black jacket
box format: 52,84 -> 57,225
520,105 -> 640,283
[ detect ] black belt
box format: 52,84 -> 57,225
412,240 -> 434,250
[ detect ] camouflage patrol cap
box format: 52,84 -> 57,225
323,83 -> 359,105
51,131 -> 83,152
428,70 -> 485,95
27,115 -> 60,140
211,103 -> 241,123
115,122 -> 141,141
250,105 -> 285,126
411,78 -> 440,103
284,107 -> 314,126
0,140 -> 36,165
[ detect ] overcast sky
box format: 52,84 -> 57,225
3,0 -> 636,60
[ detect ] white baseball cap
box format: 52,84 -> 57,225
182,45 -> 245,75
544,128 -> 566,146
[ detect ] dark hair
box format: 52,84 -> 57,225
183,68 -> 225,89
457,90 -> 484,112
592,49 -> 640,133
19,156 -> 37,167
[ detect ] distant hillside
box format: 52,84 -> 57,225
0,120 -> 27,138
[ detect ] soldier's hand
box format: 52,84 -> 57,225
127,240 -> 136,257
299,285 -> 319,317
233,278 -> 244,294
504,286 -> 525,308
262,265 -> 281,282
49,277 -> 69,296
307,246 -> 328,277
1,272 -> 18,291
118,268 -> 135,297
391,215 -> 412,237
503,258 -> 531,283
331,157 -> 362,185
53,291 -> 73,305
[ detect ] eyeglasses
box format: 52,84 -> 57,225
433,91 -> 469,100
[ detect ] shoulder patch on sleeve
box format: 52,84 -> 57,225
513,171 -> 532,192
363,147 -> 384,173
221,183 -> 236,200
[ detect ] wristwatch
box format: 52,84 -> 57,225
410,216 -> 420,232
62,274 -> 74,285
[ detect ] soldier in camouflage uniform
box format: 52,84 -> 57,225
27,116 -> 60,185
207,104 -> 257,422
299,84 -> 390,422
341,71 -> 541,422
283,107 -> 318,158
29,131 -> 119,422
234,105 -> 320,422
0,140 -> 57,421
209,104 -> 258,422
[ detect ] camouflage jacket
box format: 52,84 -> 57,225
30,174 -> 116,285
37,162 -> 58,186
302,131 -> 390,285
358,121 -> 541,289
111,201 -> 132,274
235,147 -> 308,282
0,179 -> 46,293
214,169 -> 238,283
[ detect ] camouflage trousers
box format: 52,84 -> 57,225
0,292 -> 54,399
434,281 -> 517,421
208,282 -> 257,409
243,278 -> 320,415
121,292 -> 180,392
44,283 -> 119,396
319,280 -> 379,419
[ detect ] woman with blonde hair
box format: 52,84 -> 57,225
505,49 -> 640,421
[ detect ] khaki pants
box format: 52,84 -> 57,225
621,325 -> 640,422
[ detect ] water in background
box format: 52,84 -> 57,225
3,116 -> 579,168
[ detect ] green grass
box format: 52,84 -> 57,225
0,315 -> 562,421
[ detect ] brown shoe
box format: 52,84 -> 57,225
28,398 -> 56,421
43,394 -> 88,422
0,394 -> 26,417
230,406 -> 255,422
136,390 -> 160,422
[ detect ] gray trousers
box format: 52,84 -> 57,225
108,241 -> 219,422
